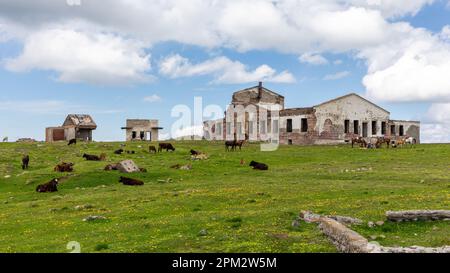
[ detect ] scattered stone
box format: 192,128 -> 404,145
291,219 -> 300,228
299,211 -> 322,223
368,221 -> 375,228
198,229 -> 208,236
375,221 -> 385,226
180,164 -> 192,170
328,215 -> 363,226
116,160 -> 140,173
4,175 -> 11,179
83,215 -> 107,222
75,204 -> 94,211
191,154 -> 209,161
386,210 -> 450,222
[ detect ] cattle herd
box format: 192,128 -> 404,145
351,136 -> 417,149
21,136 -> 420,193
22,140 -> 270,194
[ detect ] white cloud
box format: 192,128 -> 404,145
362,24 -> 450,103
143,94 -> 162,103
420,103 -> 450,143
334,59 -> 343,65
159,54 -> 296,84
323,71 -> 351,80
0,100 -> 71,113
299,53 -> 329,65
5,27 -> 152,85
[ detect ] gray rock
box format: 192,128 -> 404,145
375,221 -> 385,226
328,215 -> 363,226
291,219 -> 300,228
116,160 -> 140,173
198,229 -> 208,236
83,215 -> 107,222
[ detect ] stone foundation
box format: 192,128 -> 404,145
386,210 -> 450,222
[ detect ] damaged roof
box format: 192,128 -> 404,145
63,114 -> 97,129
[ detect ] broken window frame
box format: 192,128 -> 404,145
301,118 -> 308,133
344,120 -> 350,134
286,119 -> 293,133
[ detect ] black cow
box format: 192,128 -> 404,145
149,146 -> 157,153
68,139 -> 77,146
225,140 -> 236,151
22,155 -> 29,170
119,176 -> 144,186
249,161 -> 269,171
190,149 -> 200,156
114,149 -> 124,155
83,154 -> 101,161
158,143 -> 175,152
36,178 -> 59,193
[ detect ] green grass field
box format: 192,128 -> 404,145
0,141 -> 449,253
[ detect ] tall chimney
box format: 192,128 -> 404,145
258,81 -> 263,99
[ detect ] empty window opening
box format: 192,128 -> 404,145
132,131 -> 137,139
372,121 -> 377,135
381,122 -> 387,135
301,118 -> 308,133
399,125 -> 404,136
362,122 -> 368,137
391,125 -> 396,135
354,120 -> 359,134
287,119 -> 293,133
344,120 -> 350,134
288,139 -> 293,145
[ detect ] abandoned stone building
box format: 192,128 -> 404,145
46,114 -> 97,142
121,119 -> 162,141
203,82 -> 420,145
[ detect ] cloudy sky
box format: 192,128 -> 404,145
0,0 -> 450,142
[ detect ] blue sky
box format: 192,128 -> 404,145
0,0 -> 450,142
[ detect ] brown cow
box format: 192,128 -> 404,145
54,162 -> 74,172
119,176 -> 144,186
351,137 -> 367,148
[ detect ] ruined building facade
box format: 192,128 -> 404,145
46,114 -> 97,142
121,119 -> 162,141
203,83 -> 420,145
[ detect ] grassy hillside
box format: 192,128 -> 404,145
0,141 -> 449,253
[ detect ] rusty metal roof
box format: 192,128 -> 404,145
63,114 -> 97,129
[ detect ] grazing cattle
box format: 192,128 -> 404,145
377,137 -> 391,148
225,140 -> 236,151
68,139 -> 77,146
158,143 -> 175,152
126,150 -> 136,154
54,162 -> 74,172
405,137 -> 417,147
249,161 -> 269,171
351,137 -> 367,148
235,140 -> 245,151
22,155 -> 30,170
149,146 -> 157,154
36,178 -> 59,193
119,176 -> 144,186
83,154 -> 101,161
114,149 -> 124,155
